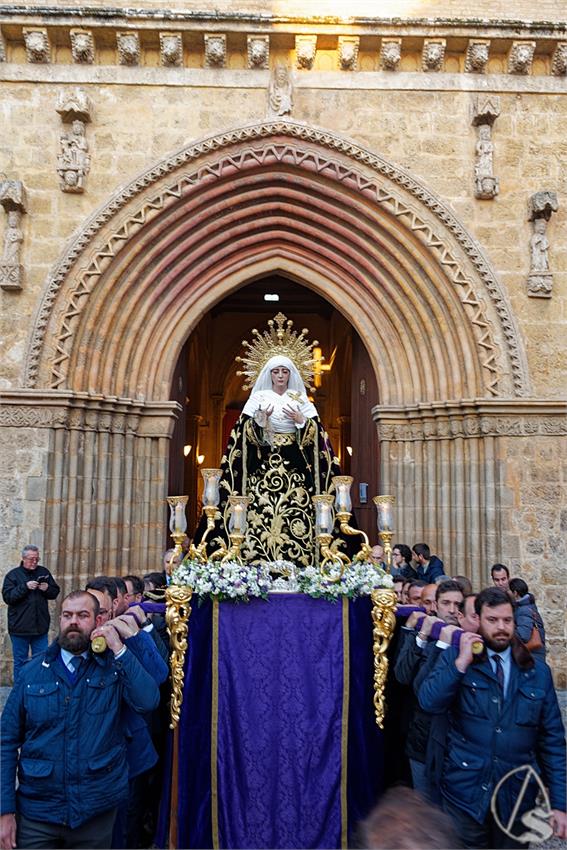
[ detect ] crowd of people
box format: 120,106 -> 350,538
1,542 -> 566,850
379,546 -> 565,849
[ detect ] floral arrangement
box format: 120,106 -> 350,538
297,561 -> 394,601
171,558 -> 271,602
171,556 -> 393,603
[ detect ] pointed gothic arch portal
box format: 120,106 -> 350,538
26,121 -> 530,579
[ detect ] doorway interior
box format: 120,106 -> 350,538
168,275 -> 380,543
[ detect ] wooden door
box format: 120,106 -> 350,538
350,332 -> 380,542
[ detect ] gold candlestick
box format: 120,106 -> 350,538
332,476 -> 371,562
373,494 -> 396,570
166,495 -> 188,576
312,494 -> 349,579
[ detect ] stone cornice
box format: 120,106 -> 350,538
0,389 -> 181,437
373,398 -> 567,439
0,8 -> 565,36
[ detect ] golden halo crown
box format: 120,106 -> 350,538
236,312 -> 318,391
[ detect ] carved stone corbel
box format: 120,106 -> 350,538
422,38 -> 445,72
160,32 -> 183,67
0,180 -> 27,291
247,35 -> 269,69
204,33 -> 226,68
465,39 -> 490,73
117,32 -> 140,66
380,38 -> 401,71
338,36 -> 359,71
527,192 -> 559,298
508,41 -> 535,75
23,28 -> 50,63
551,43 -> 567,76
70,29 -> 94,64
471,96 -> 500,200
295,35 -> 317,70
56,89 -> 92,194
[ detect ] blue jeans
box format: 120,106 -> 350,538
410,757 -> 442,805
10,633 -> 48,682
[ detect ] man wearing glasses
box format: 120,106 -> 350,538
2,544 -> 60,682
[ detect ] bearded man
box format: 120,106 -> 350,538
419,587 -> 566,848
0,590 -> 159,850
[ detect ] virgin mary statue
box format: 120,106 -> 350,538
201,313 -> 342,567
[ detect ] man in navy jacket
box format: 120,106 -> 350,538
0,590 -> 160,850
419,587 -> 566,848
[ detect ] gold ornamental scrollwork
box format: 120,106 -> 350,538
370,588 -> 397,729
165,584 -> 193,729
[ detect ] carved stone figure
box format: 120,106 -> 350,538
160,33 -> 183,67
527,192 -> 558,298
70,30 -> 94,64
0,31 -> 6,62
247,36 -> 269,69
552,43 -> 567,75
2,210 -> 23,264
508,41 -> 535,74
295,35 -> 316,70
465,40 -> 490,73
57,120 -> 91,193
422,40 -> 445,71
530,219 -> 550,273
204,34 -> 226,67
338,37 -> 359,70
117,32 -> 140,66
268,64 -> 293,116
23,29 -> 50,63
380,39 -> 401,71
474,124 -> 499,200
0,180 -> 26,291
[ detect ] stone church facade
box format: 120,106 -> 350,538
0,0 -> 566,683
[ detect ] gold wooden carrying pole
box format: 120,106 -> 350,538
370,587 -> 397,729
165,584 -> 193,729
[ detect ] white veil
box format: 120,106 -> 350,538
242,355 -> 317,418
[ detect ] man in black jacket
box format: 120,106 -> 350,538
2,545 -> 60,682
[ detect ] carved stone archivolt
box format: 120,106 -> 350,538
247,35 -> 269,69
23,28 -> 50,63
23,121 -> 529,401
338,36 -> 359,71
508,41 -> 536,75
465,39 -> 490,73
70,29 -> 94,64
204,34 -> 226,68
527,191 -> 559,298
0,179 -> 27,291
117,32 -> 140,65
472,96 -> 500,201
56,89 -> 92,194
295,35 -> 317,70
160,32 -> 183,67
380,38 -> 401,71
